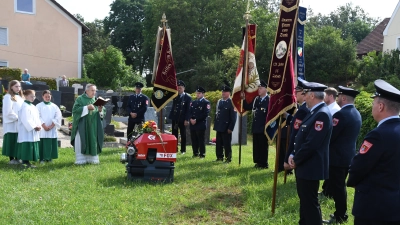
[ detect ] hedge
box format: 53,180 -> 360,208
354,91 -> 377,147
0,68 -> 22,81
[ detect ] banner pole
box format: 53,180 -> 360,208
283,119 -> 291,184
272,115 -> 283,214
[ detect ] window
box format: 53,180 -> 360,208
0,27 -> 8,45
397,37 -> 400,50
0,61 -> 8,67
15,0 -> 35,14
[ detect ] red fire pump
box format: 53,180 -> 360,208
120,133 -> 177,183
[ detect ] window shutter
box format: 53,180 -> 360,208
0,28 -> 7,45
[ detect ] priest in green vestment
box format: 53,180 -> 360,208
70,84 -> 106,164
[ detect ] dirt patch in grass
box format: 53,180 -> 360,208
171,187 -> 247,224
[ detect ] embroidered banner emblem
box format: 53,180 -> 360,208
207,104 -> 210,109
294,118 -> 302,130
333,118 -> 339,126
359,140 -> 373,154
315,121 -> 323,131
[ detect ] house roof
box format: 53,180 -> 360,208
50,0 -> 90,34
383,0 -> 400,36
356,18 -> 390,56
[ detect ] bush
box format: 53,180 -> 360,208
357,50 -> 400,87
104,135 -> 117,142
30,77 -> 57,90
0,68 -> 22,81
354,91 -> 377,147
68,77 -> 95,87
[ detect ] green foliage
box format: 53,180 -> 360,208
84,46 -> 144,89
252,4 -> 279,80
110,120 -> 121,129
357,50 -> 400,87
104,135 -> 117,142
354,91 -> 377,147
304,26 -> 357,84
307,3 -> 378,43
121,87 -> 153,97
30,77 -> 57,90
83,19 -> 111,55
144,0 -> 247,74
104,0 -> 148,75
0,68 -> 22,81
191,46 -> 240,92
68,77 -> 95,86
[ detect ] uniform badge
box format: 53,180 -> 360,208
315,121 -> 323,131
333,118 -> 339,126
359,140 -> 373,154
294,119 -> 302,130
146,100 -> 148,105
207,104 -> 210,109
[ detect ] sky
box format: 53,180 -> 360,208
55,0 -> 399,22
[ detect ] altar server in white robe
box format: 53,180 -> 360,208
17,89 -> 42,168
37,90 -> 62,163
2,80 -> 24,164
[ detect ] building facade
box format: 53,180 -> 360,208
0,0 -> 88,78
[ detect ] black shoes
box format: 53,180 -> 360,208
254,163 -> 269,169
214,158 -> 223,162
322,214 -> 348,224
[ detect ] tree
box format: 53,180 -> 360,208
83,19 -> 111,55
84,46 -> 145,89
144,0 -> 247,74
307,3 -> 378,43
251,4 -> 279,80
304,26 -> 357,84
357,50 -> 400,88
104,0 -> 149,75
189,45 -> 241,92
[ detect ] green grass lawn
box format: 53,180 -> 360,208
0,141 -> 354,224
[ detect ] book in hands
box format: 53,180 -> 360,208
93,97 -> 110,106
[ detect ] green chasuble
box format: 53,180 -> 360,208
70,94 -> 106,156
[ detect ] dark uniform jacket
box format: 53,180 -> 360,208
329,105 -> 362,167
285,103 -> 309,163
189,98 -> 210,131
243,95 -> 269,134
126,93 -> 148,123
347,117 -> 400,222
168,93 -> 192,122
213,98 -> 237,132
293,103 -> 332,180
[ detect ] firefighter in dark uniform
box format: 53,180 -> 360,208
126,82 -> 148,139
243,80 -> 270,169
189,86 -> 210,158
213,85 -> 237,163
322,86 -> 362,224
288,82 -> 332,225
347,79 -> 400,225
168,80 -> 192,154
283,78 -> 309,172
